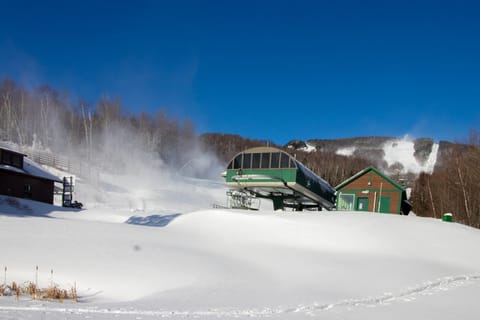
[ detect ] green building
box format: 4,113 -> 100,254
335,166 -> 411,215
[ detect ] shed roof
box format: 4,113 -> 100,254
335,166 -> 405,192
23,157 -> 62,183
0,147 -> 62,183
0,147 -> 25,157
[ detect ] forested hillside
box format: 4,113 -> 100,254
411,139 -> 480,227
0,77 -> 206,175
1,77 -> 479,228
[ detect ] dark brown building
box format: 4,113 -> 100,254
335,166 -> 411,215
0,147 -> 62,204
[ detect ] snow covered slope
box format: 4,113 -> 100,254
1,167 -> 480,320
382,137 -> 439,174
287,136 -> 441,175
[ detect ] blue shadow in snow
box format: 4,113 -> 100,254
125,213 -> 182,227
0,196 -> 80,218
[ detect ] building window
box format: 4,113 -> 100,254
2,152 -> 12,165
229,151 -> 296,170
337,193 -> 355,211
233,154 -> 242,169
252,153 -> 261,169
280,153 -> 290,168
356,197 -> 369,211
11,154 -> 21,168
260,153 -> 270,168
24,184 -> 32,198
243,153 -> 251,169
1,150 -> 23,169
271,152 -> 280,168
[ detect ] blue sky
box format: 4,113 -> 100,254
1,0 -> 479,144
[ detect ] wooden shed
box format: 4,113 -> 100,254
335,166 -> 411,215
0,147 -> 62,204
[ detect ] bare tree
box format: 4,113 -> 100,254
79,100 -> 93,160
0,78 -> 16,141
411,134 -> 480,228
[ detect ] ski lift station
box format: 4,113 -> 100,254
224,147 -> 336,211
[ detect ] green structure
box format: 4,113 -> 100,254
224,147 -> 336,211
335,166 -> 411,215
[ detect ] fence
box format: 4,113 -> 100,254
0,141 -> 98,179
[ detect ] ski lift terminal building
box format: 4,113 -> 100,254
225,146 -> 336,211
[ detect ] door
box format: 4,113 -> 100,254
377,196 -> 391,213
356,197 -> 369,211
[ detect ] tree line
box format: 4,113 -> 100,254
411,133 -> 480,228
0,77 -> 198,171
1,77 -> 479,228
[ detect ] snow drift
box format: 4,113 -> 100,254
1,162 -> 480,319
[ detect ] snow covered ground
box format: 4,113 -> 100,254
1,165 -> 480,319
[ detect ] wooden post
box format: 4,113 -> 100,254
378,183 -> 383,212
73,281 -> 77,302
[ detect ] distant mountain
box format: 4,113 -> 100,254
285,136 -> 456,176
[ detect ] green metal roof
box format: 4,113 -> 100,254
335,166 -> 405,192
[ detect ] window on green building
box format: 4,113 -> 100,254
243,153 -> 251,168
338,193 -> 355,211
271,152 -> 280,168
260,153 -> 270,168
252,153 -> 261,168
232,154 -> 242,169
280,153 -> 289,168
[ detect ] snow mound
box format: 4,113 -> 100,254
1,163 -> 480,320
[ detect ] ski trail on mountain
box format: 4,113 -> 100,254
1,273 -> 479,319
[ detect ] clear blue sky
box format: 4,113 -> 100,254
1,0 -> 479,144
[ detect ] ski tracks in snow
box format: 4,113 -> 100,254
289,273 -> 480,316
1,273 -> 479,319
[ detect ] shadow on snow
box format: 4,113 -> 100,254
125,214 -> 182,227
0,195 -> 79,218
